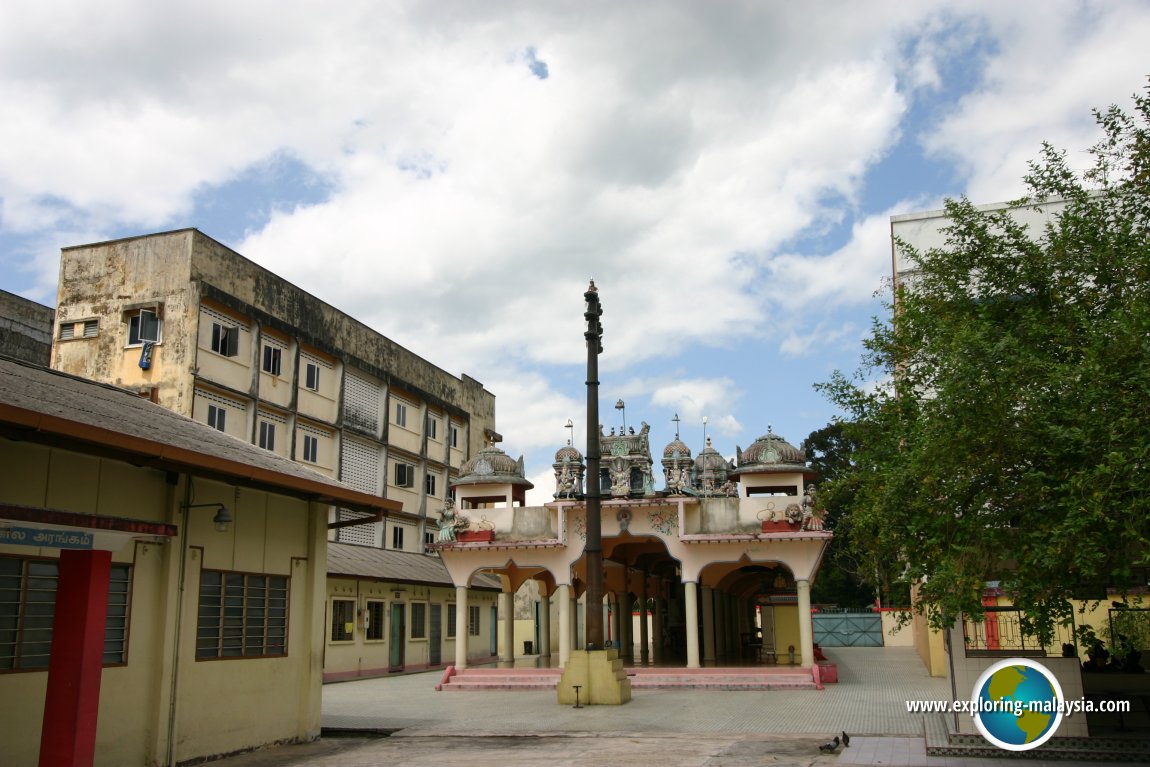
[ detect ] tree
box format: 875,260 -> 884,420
803,422 -> 880,608
818,84 -> 1150,645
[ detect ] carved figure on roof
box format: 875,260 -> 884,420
437,498 -> 471,543
556,463 -> 576,499
610,456 -> 630,498
801,484 -> 824,531
719,478 -> 738,497
785,503 -> 803,525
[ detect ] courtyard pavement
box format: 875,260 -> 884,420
205,647 -> 1141,767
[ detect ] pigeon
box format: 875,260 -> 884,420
842,731 -> 851,747
818,736 -> 840,753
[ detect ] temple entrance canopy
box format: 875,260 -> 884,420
434,420 -> 832,678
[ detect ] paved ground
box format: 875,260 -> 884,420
206,648 -> 1141,767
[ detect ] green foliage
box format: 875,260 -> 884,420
817,84 -> 1150,645
804,422 -> 882,608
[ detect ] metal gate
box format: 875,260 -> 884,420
812,611 -> 883,647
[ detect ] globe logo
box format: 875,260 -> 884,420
971,658 -> 1064,751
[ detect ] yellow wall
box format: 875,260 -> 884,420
0,440 -> 326,767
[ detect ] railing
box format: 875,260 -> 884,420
962,607 -> 1076,657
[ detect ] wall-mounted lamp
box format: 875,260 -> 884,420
184,503 -> 233,533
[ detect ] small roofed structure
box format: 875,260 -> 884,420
453,442 -> 534,510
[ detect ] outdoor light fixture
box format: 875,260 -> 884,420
184,502 -> 233,533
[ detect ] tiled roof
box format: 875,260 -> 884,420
327,542 -> 501,590
0,354 -> 396,512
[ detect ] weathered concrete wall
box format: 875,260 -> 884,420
53,230 -> 199,415
186,232 -> 497,453
0,289 -> 54,366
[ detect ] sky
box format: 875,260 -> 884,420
2,1 -> 1148,504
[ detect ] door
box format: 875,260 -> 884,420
389,602 -> 406,670
429,603 -> 442,665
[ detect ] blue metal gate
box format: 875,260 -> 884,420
812,611 -> 883,647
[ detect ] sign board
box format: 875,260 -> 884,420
0,525 -> 94,549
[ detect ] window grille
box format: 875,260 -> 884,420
0,556 -> 131,671
340,437 -> 381,495
58,323 -> 74,340
334,510 -> 380,546
196,571 -> 289,659
330,599 -> 355,642
343,371 -> 381,434
468,605 -> 481,636
410,602 -> 427,639
447,605 -> 457,638
82,319 -> 98,338
366,600 -> 386,641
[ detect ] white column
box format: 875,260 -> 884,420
539,594 -> 552,659
797,579 -> 814,668
639,579 -> 650,664
701,585 -> 715,664
499,591 -> 515,662
557,585 -> 571,667
684,581 -> 701,669
455,586 -> 469,670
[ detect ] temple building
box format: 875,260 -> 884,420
433,418 -> 833,691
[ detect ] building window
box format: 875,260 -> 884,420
258,421 -> 276,451
302,434 -> 319,463
366,600 -> 386,641
127,308 -> 161,346
207,404 -> 227,432
450,425 -> 460,449
427,417 -> 438,440
82,319 -> 99,338
425,473 -> 437,497
305,362 -> 320,391
210,322 -> 240,357
410,602 -> 427,639
394,462 -> 414,488
262,345 -> 282,376
468,605 -> 481,636
447,605 -> 457,638
196,571 -> 288,659
391,526 -> 405,550
424,531 -> 435,550
58,323 -> 74,340
0,556 -> 131,671
395,402 -> 408,428
329,598 -> 355,642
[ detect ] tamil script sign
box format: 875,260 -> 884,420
0,525 -> 94,549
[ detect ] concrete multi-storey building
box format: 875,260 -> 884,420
0,289 -> 54,365
49,228 -> 503,675
51,228 -> 497,549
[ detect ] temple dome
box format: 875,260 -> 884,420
694,437 -> 732,476
454,443 -> 535,488
731,428 -> 812,476
554,443 -> 583,464
662,438 -> 692,459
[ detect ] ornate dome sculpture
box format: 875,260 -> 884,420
731,428 -> 814,478
661,436 -> 693,495
694,437 -> 733,494
552,441 -> 585,499
454,443 -> 535,489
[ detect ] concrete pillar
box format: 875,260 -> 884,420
701,585 -> 715,664
539,594 -> 552,658
39,549 -> 112,767
652,595 -> 664,662
455,586 -> 469,670
557,585 -> 571,667
639,578 -> 650,664
499,591 -> 515,662
684,581 -> 701,669
715,592 -> 726,658
797,579 -> 814,668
